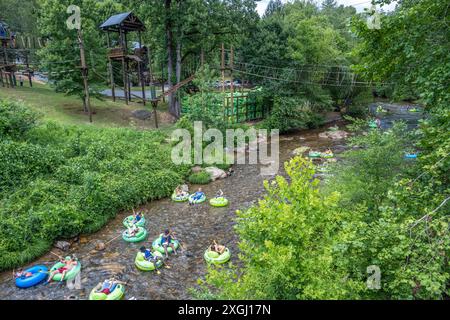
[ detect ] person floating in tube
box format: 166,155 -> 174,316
14,268 -> 33,280
47,256 -> 78,283
189,188 -> 205,205
375,117 -> 382,129
94,277 -> 126,295
126,224 -> 139,237
140,246 -> 162,264
215,189 -> 224,198
131,211 -> 143,225
161,229 -> 178,259
210,240 -> 226,255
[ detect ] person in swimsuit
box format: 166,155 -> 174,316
210,240 -> 226,255
47,257 -> 77,283
140,246 -> 161,264
96,277 -> 126,295
190,188 -> 205,205
132,212 -> 143,225
126,224 -> 139,237
215,189 -> 224,198
175,186 -> 188,199
161,229 -> 178,258
375,118 -> 382,129
14,268 -> 33,279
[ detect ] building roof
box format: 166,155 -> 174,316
100,12 -> 145,32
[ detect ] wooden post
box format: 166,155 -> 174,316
161,62 -> 165,103
221,43 -> 225,94
138,61 -> 146,106
120,29 -> 128,104
230,46 -> 234,124
138,31 -> 146,106
78,29 -> 93,123
108,60 -> 116,102
12,71 -> 16,87
221,43 -> 226,120
148,47 -> 156,100
125,32 -> 131,103
25,52 -> 32,87
151,100 -> 159,128
0,68 -> 4,87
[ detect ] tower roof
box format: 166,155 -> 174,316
100,12 -> 145,33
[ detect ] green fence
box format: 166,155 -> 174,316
182,89 -> 270,124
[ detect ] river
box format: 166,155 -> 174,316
0,102 -> 422,300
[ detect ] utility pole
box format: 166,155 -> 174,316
230,45 -> 234,124
221,43 -> 225,94
77,29 -> 92,123
221,43 -> 226,119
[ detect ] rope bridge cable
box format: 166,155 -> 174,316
226,60 -> 392,88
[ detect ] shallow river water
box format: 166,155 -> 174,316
0,102 -> 422,300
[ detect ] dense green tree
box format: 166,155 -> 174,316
125,0 -> 259,118
0,0 -> 39,35
321,0 -> 337,10
37,0 -> 124,108
196,157 -> 363,299
264,0 -> 284,17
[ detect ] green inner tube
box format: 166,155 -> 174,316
135,251 -> 164,271
188,193 -> 206,204
171,192 -> 190,202
89,283 -> 125,300
152,234 -> 180,254
122,227 -> 147,243
321,153 -> 334,159
368,121 -> 378,128
204,248 -> 231,265
309,152 -> 321,158
122,215 -> 146,228
210,197 -> 229,207
49,258 -> 81,282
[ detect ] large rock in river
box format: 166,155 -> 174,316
204,167 -> 228,181
292,146 -> 310,156
54,241 -> 71,251
318,130 -> 349,140
191,166 -> 203,173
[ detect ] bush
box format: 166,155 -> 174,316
261,97 -> 325,133
0,100 -> 190,270
0,99 -> 39,138
344,104 -> 368,118
195,157 -> 361,299
188,171 -> 212,184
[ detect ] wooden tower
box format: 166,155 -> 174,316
100,12 -> 149,105
0,20 -> 17,88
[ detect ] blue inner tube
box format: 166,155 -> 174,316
15,265 -> 49,289
405,153 -> 418,159
188,193 -> 206,204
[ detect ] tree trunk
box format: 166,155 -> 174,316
174,39 -> 182,118
165,0 -> 176,117
82,94 -> 88,113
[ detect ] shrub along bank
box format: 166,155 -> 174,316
0,99 -> 190,270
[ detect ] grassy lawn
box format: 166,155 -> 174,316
0,83 -> 175,131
